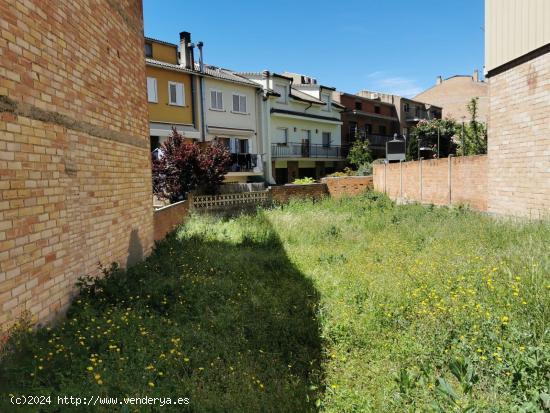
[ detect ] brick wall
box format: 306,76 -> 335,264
153,201 -> 189,241
0,0 -> 153,330
487,51 -> 550,218
322,176 -> 373,198
373,156 -> 488,211
269,183 -> 329,203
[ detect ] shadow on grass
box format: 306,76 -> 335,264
0,212 -> 323,413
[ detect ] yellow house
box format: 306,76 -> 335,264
144,35 -> 200,148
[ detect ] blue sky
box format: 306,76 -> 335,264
143,0 -> 484,98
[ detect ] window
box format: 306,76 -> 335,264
146,77 -> 157,103
374,105 -> 381,114
144,42 -> 152,57
322,132 -> 331,147
274,85 -> 287,103
232,94 -> 247,113
239,139 -> 249,154
168,82 -> 184,106
210,90 -> 223,110
379,125 -> 387,135
404,103 -> 409,112
354,101 -> 362,111
276,127 -> 288,144
321,93 -> 331,111
349,121 -> 357,137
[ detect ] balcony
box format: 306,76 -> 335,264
228,153 -> 262,173
271,143 -> 347,159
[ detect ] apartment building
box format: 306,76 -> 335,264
332,91 -> 400,159
357,90 -> 442,139
241,71 -> 345,184
414,70 -> 488,122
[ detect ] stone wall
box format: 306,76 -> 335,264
373,156 -> 488,211
322,176 -> 373,198
0,0 -> 153,330
487,51 -> 550,218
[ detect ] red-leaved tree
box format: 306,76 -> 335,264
152,128 -> 231,201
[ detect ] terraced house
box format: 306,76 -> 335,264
241,71 -> 345,184
145,32 -> 265,183
145,34 -> 200,147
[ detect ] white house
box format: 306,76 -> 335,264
240,71 -> 345,184
196,63 -> 265,183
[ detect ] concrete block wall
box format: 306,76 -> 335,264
153,201 -> 189,241
0,0 -> 153,330
487,51 -> 550,218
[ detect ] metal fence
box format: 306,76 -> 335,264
271,143 -> 346,159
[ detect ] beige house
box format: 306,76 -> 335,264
414,70 -> 488,122
485,0 -> 550,217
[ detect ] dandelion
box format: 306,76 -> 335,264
87,366 -> 93,371
148,382 -> 155,387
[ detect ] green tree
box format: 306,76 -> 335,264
408,118 -> 458,160
460,98 -> 487,155
347,137 -> 372,169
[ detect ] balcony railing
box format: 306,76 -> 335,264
271,143 -> 347,159
346,133 -> 394,147
228,153 -> 260,172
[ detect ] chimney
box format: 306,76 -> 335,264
436,76 -> 442,85
179,31 -> 194,70
473,69 -> 479,82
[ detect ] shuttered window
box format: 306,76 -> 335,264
232,94 -> 247,113
146,77 -> 157,103
210,90 -> 223,110
168,82 -> 184,106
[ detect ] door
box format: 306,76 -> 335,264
301,130 -> 311,157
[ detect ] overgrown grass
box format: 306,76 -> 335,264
1,193 -> 549,412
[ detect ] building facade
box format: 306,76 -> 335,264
414,70 -> 488,122
242,72 -> 345,184
145,34 -> 200,148
0,0 -> 154,330
485,0 -> 550,217
357,91 -> 442,139
332,91 -> 400,159
199,65 -> 264,182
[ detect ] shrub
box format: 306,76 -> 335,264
152,128 -> 231,201
292,177 -> 315,185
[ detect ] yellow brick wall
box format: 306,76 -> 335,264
0,0 -> 154,330
487,51 -> 550,218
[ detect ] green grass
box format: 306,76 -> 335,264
1,193 -> 549,412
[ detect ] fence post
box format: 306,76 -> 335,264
400,160 -> 403,201
448,155 -> 453,205
419,158 -> 423,202
384,161 -> 387,194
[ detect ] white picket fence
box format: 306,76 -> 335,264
190,191 -> 270,210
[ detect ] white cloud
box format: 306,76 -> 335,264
362,71 -> 423,98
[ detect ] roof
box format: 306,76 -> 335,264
289,87 -> 325,105
195,63 -> 260,87
144,37 -> 178,48
146,58 -> 195,74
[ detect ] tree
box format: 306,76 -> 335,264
152,128 -> 231,201
460,98 -> 487,156
408,118 -> 458,160
347,137 -> 372,168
